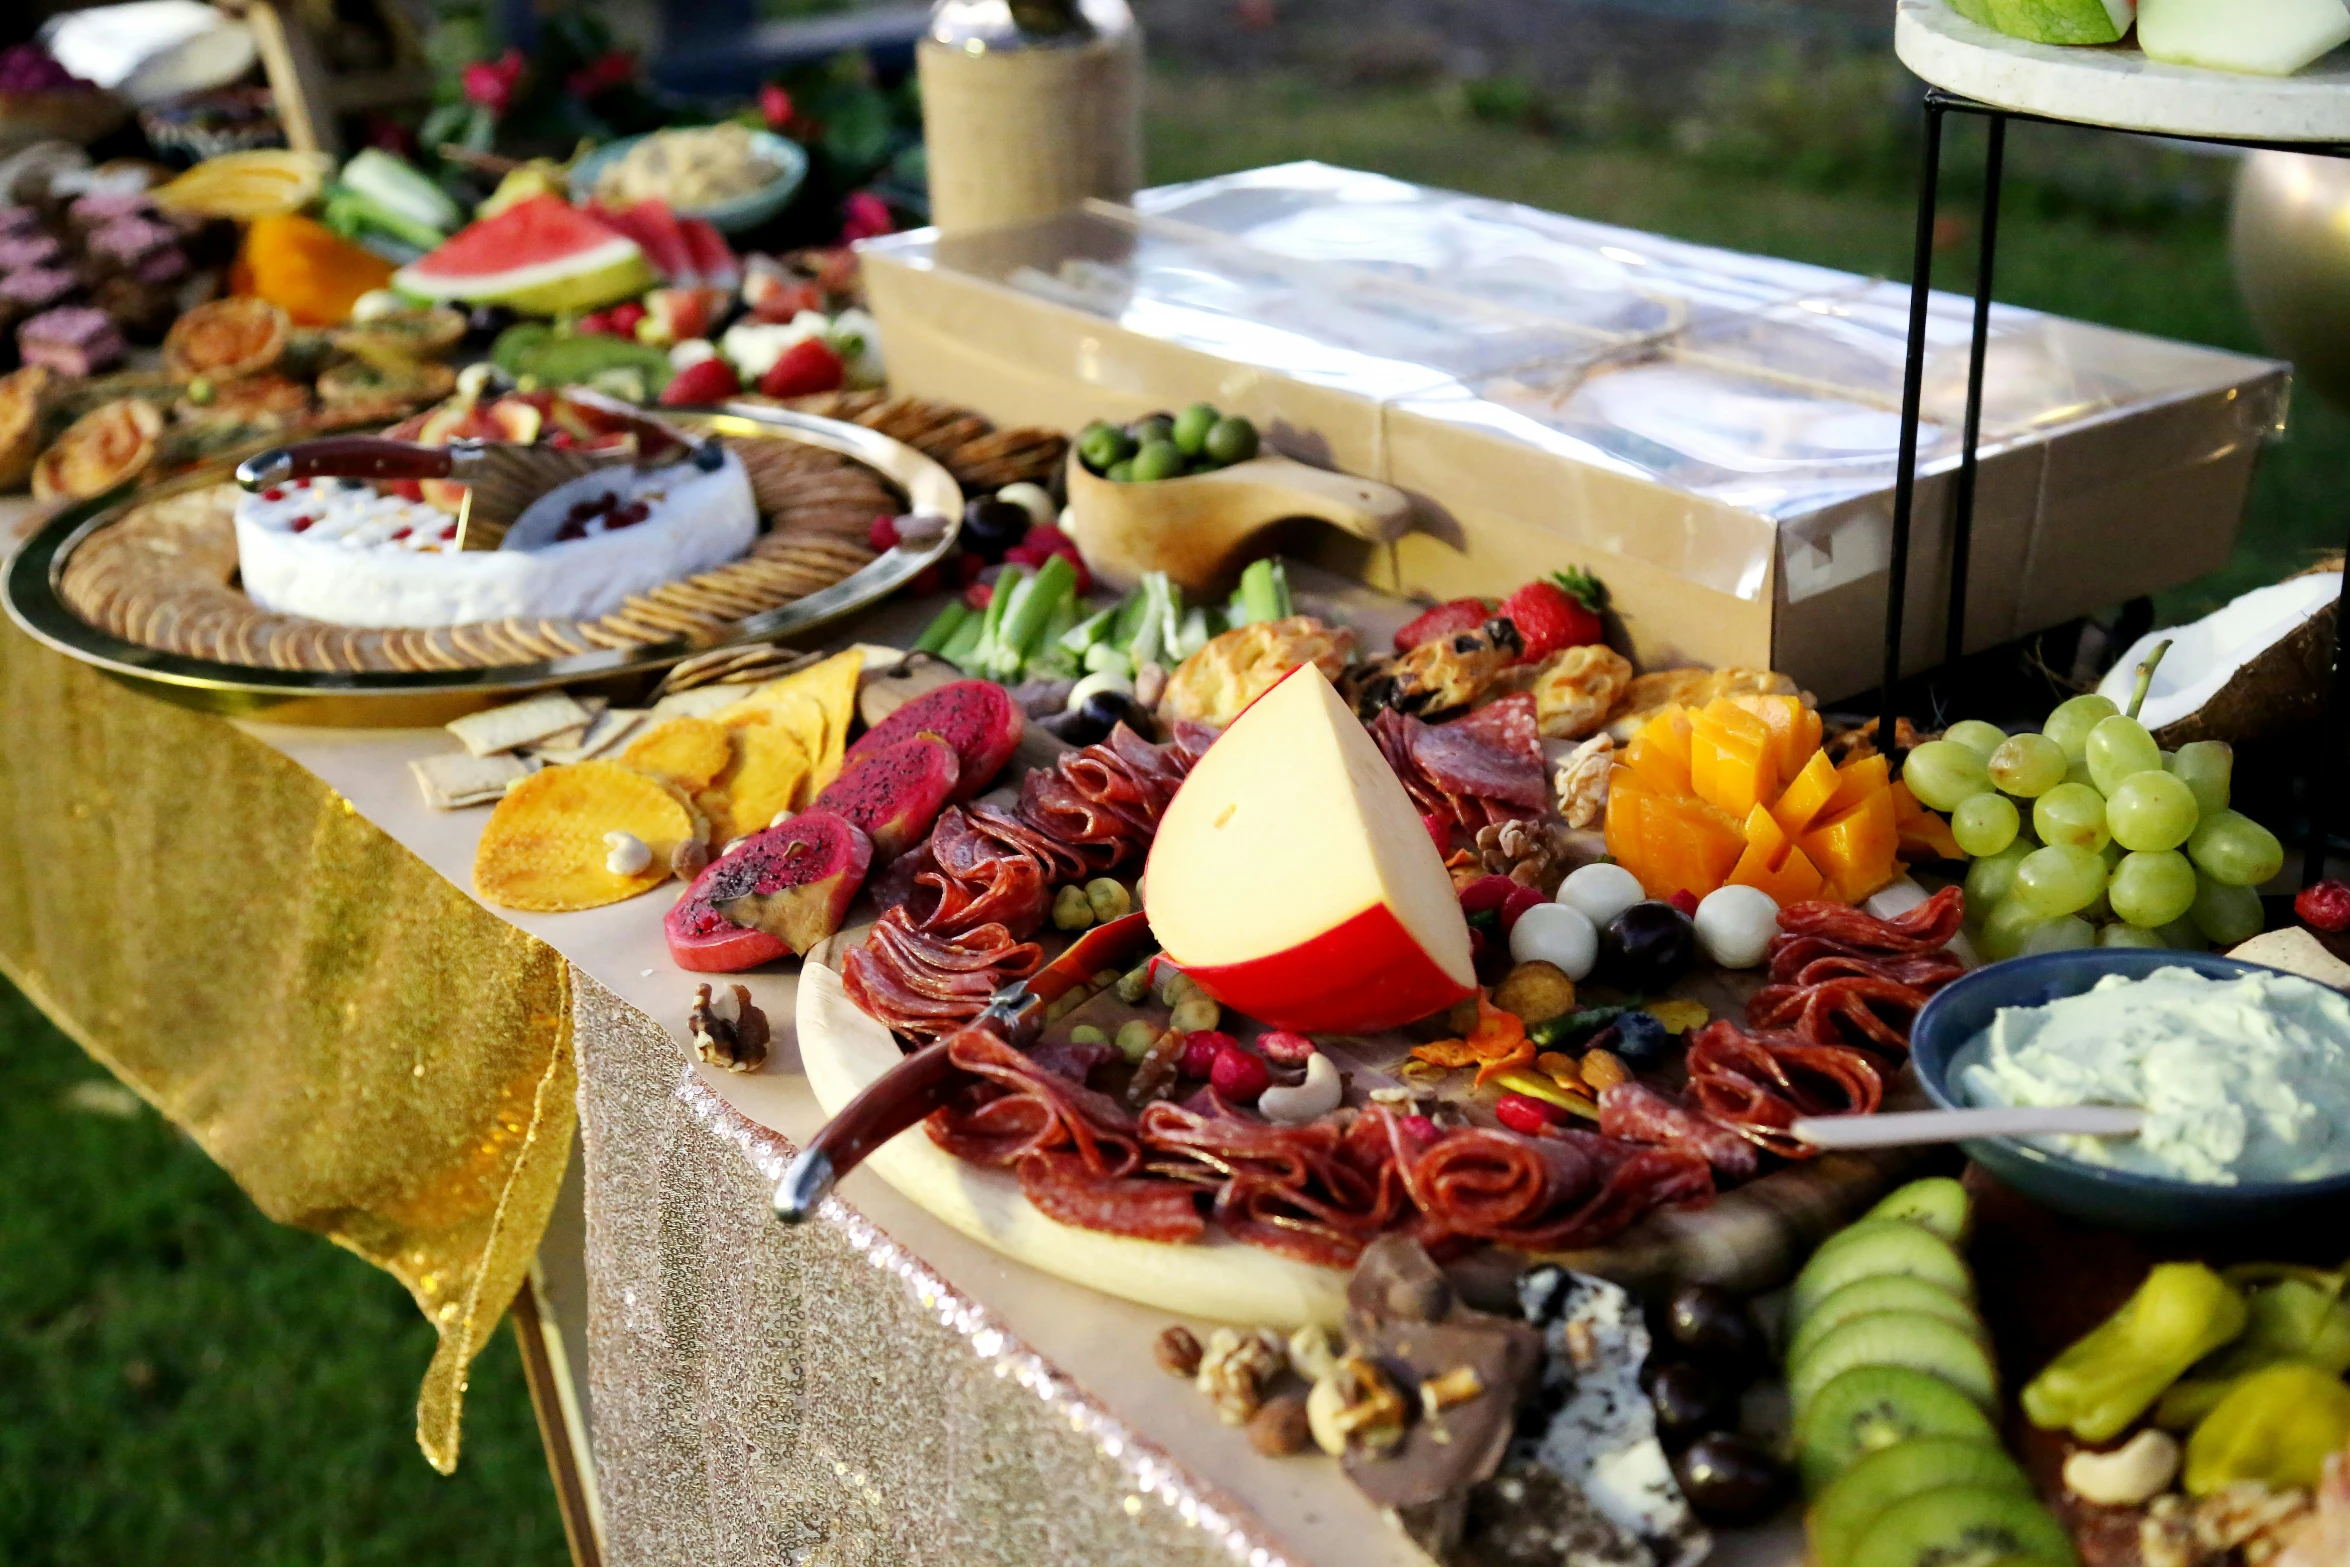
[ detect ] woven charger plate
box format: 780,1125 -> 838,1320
50,395 -> 1064,676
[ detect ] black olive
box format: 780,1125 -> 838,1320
1600,901 -> 1697,992
1078,688 -> 1148,740
1673,1433 -> 1788,1526
1645,1362 -> 1736,1449
961,498 -> 1032,563
1663,1285 -> 1766,1384
464,303 -> 516,348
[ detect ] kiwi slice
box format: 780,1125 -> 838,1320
1848,1483 -> 2078,1567
1789,1275 -> 1989,1367
1809,1439 -> 2030,1567
1790,1221 -> 1974,1327
1862,1176 -> 1972,1247
1791,1311 -> 2000,1417
1796,1366 -> 2002,1494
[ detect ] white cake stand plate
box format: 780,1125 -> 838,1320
1895,0 -> 2350,143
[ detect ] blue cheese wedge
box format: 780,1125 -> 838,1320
1515,1267 -> 1710,1567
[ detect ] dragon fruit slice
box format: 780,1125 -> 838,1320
665,809 -> 873,971
812,733 -> 961,861
844,679 -> 1023,802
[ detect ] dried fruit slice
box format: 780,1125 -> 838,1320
474,760 -> 700,912
666,810 -> 873,969
622,717 -> 735,793
813,733 -> 960,859
151,149 -> 331,221
162,297 -> 291,382
31,398 -> 162,501
714,648 -> 863,794
844,679 -> 1024,802
696,713 -> 810,844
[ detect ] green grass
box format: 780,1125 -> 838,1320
1144,74 -> 2350,621
0,981 -> 565,1565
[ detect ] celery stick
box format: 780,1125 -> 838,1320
969,564 -> 1025,674
1060,604 -> 1117,654
1176,606 -> 1210,661
1269,558 -> 1293,618
913,599 -> 972,655
991,553 -> 1075,680
1238,557 -> 1287,625
1083,643 -> 1133,677
938,608 -> 986,668
1108,587 -> 1150,649
1127,576 -> 1166,668
1159,576 -> 1187,658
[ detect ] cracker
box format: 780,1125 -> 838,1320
650,684 -> 753,721
472,760 -> 698,912
412,750 -> 538,810
619,715 -> 734,791
712,647 -> 860,794
446,691 -> 596,757
529,707 -> 645,766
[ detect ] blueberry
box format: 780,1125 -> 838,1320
1605,1011 -> 1672,1070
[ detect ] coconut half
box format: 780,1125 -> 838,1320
2096,565 -> 2343,745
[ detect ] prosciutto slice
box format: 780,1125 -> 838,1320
1684,1020 -> 1884,1157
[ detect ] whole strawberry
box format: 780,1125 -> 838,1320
1500,568 -> 1606,661
2298,878 -> 2350,934
1394,597 -> 1492,653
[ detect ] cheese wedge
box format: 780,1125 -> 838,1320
1145,664 -> 1475,1034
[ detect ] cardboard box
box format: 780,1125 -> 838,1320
861,163 -> 2286,700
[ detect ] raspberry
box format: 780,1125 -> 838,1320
961,580 -> 992,611
1179,1031 -> 1232,1077
867,514 -> 901,552
2297,879 -> 2350,934
1459,874 -> 1516,914
1500,883 -> 1546,935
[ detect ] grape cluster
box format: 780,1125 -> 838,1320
1902,699 -> 2283,960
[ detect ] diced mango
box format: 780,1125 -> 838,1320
1801,787 -> 1899,905
1730,694 -> 1824,784
1689,699 -> 1781,819
1825,752 -> 1891,819
1771,749 -> 1842,840
1891,780 -> 1965,862
1622,707 -> 1695,795
1730,835 -> 1827,905
1605,767 -> 1745,902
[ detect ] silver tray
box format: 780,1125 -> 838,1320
2,404 -> 963,726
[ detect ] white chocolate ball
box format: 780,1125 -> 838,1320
1510,902 -> 1598,981
1693,885 -> 1781,970
1558,863 -> 1645,929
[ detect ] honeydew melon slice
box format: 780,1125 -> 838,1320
2138,0 -> 2350,74
1984,0 -> 2134,46
392,193 -> 654,316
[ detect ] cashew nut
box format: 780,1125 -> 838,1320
604,830 -> 652,875
1259,1052 -> 1343,1124
2064,1428 -> 2181,1507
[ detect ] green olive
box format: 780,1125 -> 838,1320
1203,416 -> 1258,466
1129,440 -> 1185,483
1104,458 -> 1137,483
1130,414 -> 1174,447
1171,402 -> 1219,456
1077,422 -> 1133,474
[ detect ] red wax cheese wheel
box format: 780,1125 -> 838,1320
1144,663 -> 1475,1034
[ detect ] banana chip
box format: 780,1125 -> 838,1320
151,150 -> 331,221
713,648 -> 861,793
474,761 -> 699,912
620,716 -> 734,792
695,714 -> 810,843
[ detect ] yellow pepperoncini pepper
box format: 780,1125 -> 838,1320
2156,1266 -> 2350,1430
2183,1362 -> 2350,1496
2022,1261 -> 2248,1445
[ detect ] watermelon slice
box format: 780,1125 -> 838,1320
593,200 -> 694,282
393,195 -> 653,316
679,218 -> 740,290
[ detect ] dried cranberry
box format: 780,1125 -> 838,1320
262,487 -> 284,502
910,562 -> 944,595
389,526 -> 411,541
1500,883 -> 1546,935
1258,1030 -> 1315,1066
1496,1094 -> 1562,1136
1210,1041 -> 1271,1103
1668,889 -> 1701,917
557,519 -> 587,541
548,430 -> 576,449
289,515 -> 313,532
956,552 -> 987,585
1397,1114 -> 1439,1142
2298,879 -> 2350,934
868,514 -> 901,552
1459,874 -> 1516,914
1179,1031 -> 1231,1077
613,500 -> 651,526
962,580 -> 992,611
1422,813 -> 1452,854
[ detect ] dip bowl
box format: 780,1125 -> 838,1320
1908,949 -> 2350,1234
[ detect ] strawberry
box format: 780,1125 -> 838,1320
1394,597 -> 1492,653
1499,567 -> 1607,661
657,356 -> 741,407
2297,879 -> 2350,934
758,336 -> 845,398
607,300 -> 646,336
868,514 -> 901,552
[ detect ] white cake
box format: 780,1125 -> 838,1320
232,450 -> 759,628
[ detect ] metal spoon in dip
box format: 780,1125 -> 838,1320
1792,1105 -> 2147,1151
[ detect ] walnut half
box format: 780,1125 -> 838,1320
689,982 -> 770,1072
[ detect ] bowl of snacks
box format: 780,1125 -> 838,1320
1908,947 -> 2350,1232
570,125 -> 807,234
1062,402 -> 1414,594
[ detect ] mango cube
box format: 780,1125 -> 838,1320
1689,699 -> 1781,819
